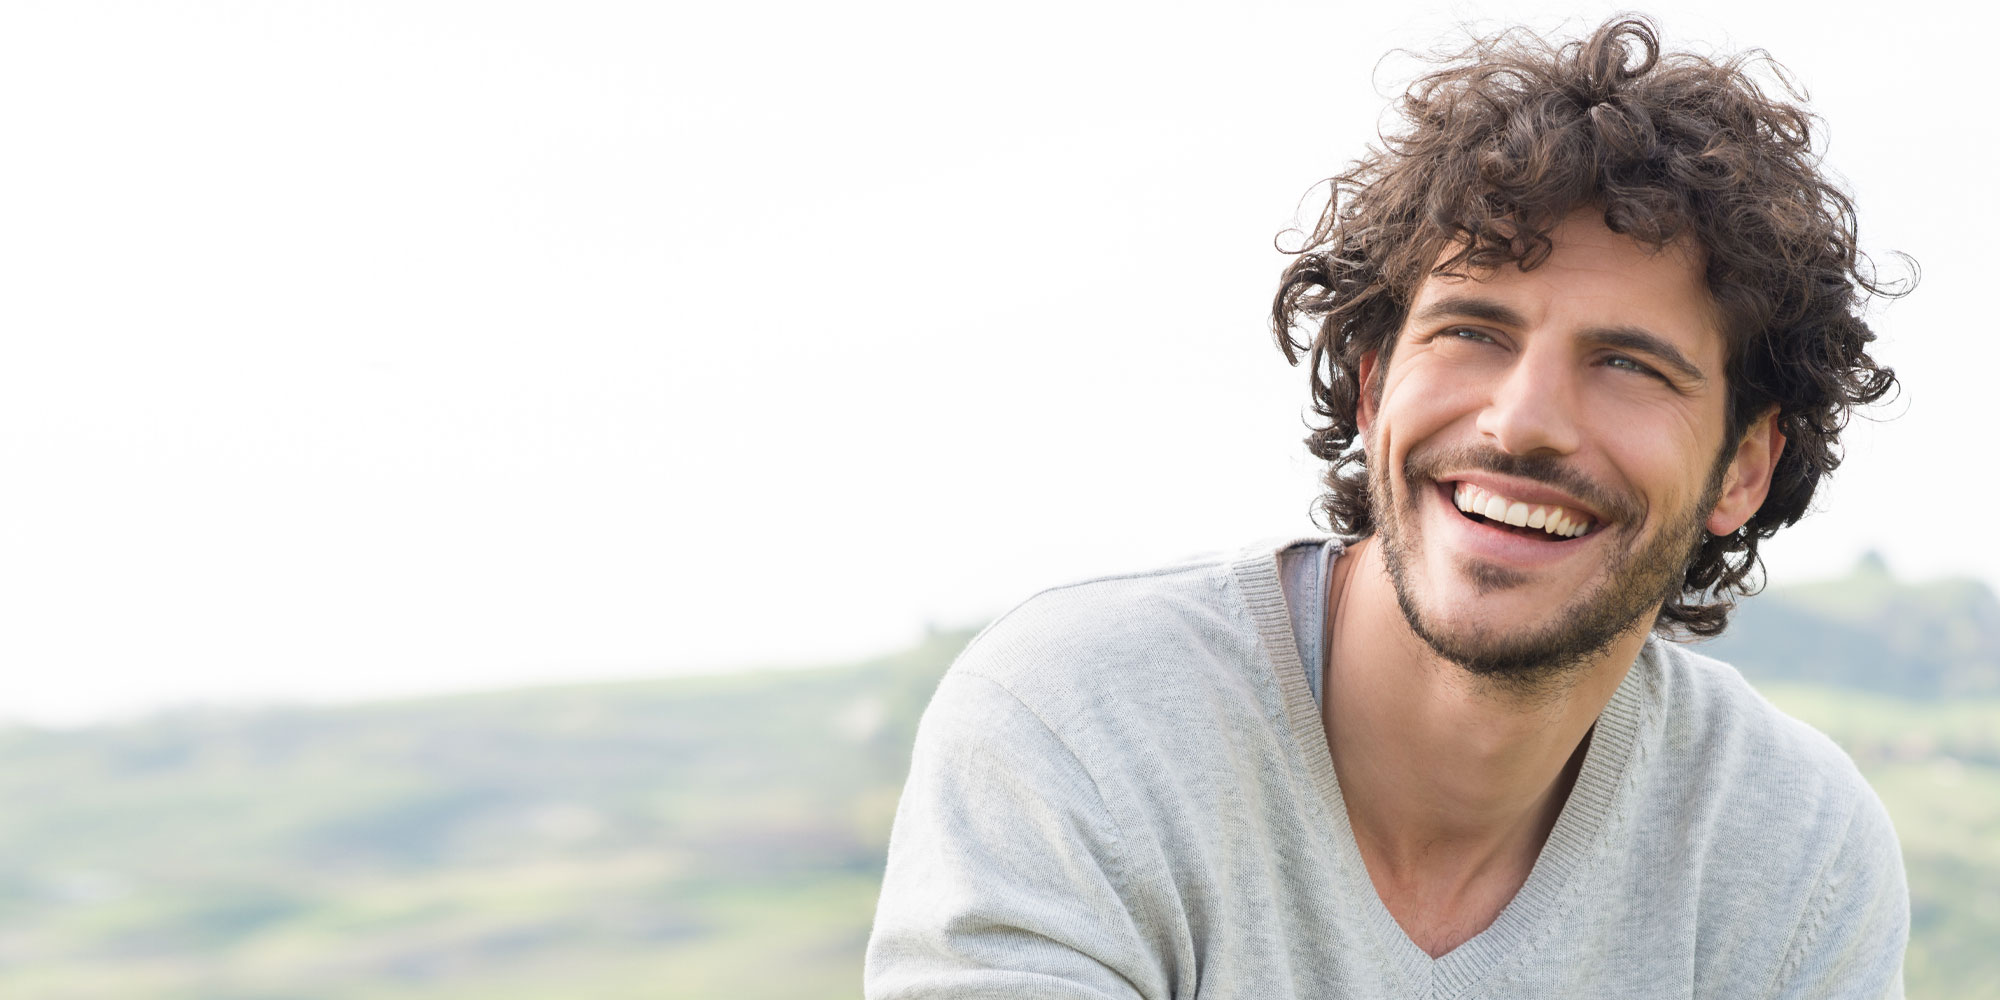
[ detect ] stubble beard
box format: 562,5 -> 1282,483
1371,444 -> 1727,693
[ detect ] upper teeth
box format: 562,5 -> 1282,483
1453,483 -> 1595,538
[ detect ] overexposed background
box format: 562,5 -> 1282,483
1,0 -> 1988,724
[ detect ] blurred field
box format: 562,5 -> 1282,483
1,561 -> 1994,998
0,631 -> 954,1000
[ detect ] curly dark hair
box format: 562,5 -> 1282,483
1270,16 -> 1907,638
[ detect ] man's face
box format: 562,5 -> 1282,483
1358,210 -> 1772,684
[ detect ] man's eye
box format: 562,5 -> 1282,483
1444,328 -> 1495,344
1605,355 -> 1663,379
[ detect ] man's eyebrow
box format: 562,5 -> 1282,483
1412,295 -> 1710,386
1410,295 -> 1528,328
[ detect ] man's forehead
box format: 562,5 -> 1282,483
1405,217 -> 1724,334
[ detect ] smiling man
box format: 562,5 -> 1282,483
867,17 -> 1908,999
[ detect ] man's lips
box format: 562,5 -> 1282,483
1403,446 -> 1637,548
1448,480 -> 1599,538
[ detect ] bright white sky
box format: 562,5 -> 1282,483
1,0 -> 1992,725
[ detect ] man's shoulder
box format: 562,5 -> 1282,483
1630,639 -> 1906,992
1642,637 -> 1881,834
940,538 -> 1314,720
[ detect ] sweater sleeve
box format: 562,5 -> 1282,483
864,671 -> 1167,1000
1771,786 -> 1909,1000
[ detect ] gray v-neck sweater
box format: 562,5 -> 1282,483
866,538 -> 1906,999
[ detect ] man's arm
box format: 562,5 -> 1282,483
1771,788 -> 1909,1000
864,671 -> 1167,1000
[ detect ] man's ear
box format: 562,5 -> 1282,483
1707,408 -> 1787,536
1355,351 -> 1381,439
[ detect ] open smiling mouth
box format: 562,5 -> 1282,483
1449,482 -> 1599,541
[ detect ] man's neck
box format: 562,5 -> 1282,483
1321,536 -> 1643,955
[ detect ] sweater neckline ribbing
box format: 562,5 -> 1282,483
1231,537 -> 1651,998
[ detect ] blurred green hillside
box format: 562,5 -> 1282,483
1705,550 -> 2000,698
1,559 -> 1995,999
0,630 -> 960,1000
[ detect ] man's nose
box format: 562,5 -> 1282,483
1474,354 -> 1582,456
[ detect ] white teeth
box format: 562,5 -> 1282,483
1451,482 -> 1595,538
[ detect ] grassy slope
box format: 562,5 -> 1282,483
0,632 -> 1991,998
0,631 -> 963,1000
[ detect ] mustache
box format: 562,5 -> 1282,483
1402,445 -> 1639,525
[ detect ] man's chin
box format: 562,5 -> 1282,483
1386,561 -> 1650,690
1409,607 -> 1625,685
1372,473 -> 1689,690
